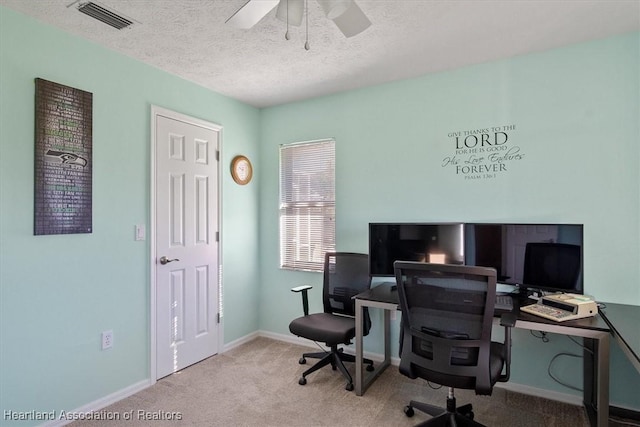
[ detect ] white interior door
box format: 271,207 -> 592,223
154,111 -> 220,379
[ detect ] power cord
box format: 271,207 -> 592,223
530,330 -> 549,342
530,331 -> 582,390
566,335 -> 593,354
426,381 -> 443,390
530,331 -> 639,426
547,352 -> 583,392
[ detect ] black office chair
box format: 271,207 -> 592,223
289,252 -> 375,391
394,261 -> 515,427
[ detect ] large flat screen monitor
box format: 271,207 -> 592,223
369,223 -> 464,277
368,222 -> 584,294
464,223 -> 583,294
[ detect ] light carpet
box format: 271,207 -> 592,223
71,337 -> 597,427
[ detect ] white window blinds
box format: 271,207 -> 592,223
279,139 -> 336,272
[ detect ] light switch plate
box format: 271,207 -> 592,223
135,224 -> 145,241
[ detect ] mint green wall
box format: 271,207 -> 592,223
259,33 -> 640,409
0,7 -> 260,425
1,4 -> 639,421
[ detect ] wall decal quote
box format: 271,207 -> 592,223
442,124 -> 525,180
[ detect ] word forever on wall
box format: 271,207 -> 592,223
441,125 -> 525,180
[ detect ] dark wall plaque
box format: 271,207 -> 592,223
34,78 -> 93,235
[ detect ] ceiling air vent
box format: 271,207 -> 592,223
77,2 -> 133,30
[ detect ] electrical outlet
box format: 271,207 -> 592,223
101,330 -> 113,350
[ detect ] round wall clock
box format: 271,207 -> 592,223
231,155 -> 253,185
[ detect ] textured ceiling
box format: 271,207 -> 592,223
1,0 -> 639,108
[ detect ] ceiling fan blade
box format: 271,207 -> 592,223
275,0 -> 304,27
331,1 -> 371,38
225,0 -> 280,29
317,0 -> 352,20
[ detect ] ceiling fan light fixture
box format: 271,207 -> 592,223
225,0 -> 372,44
276,0 -> 304,27
317,0 -> 352,20
331,1 -> 371,38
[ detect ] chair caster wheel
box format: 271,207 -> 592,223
366,364 -> 374,372
345,383 -> 354,391
404,406 -> 414,418
298,377 -> 307,385
463,411 -> 474,420
299,357 -> 306,365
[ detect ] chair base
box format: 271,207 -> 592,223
298,346 -> 374,391
405,389 -> 485,427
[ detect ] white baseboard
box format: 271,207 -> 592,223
222,330 -> 260,352
41,332 -> 270,427
42,379 -> 152,427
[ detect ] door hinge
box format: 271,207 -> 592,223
216,231 -> 219,242
216,150 -> 220,162
217,313 -> 221,324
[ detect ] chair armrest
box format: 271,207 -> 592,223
500,312 -> 516,328
291,285 -> 313,315
498,312 -> 516,382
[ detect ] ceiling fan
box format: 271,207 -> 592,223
226,0 -> 372,40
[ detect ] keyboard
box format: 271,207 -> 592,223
495,294 -> 514,311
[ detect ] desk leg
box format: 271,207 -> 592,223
355,299 -> 364,396
355,302 -> 393,396
596,333 -> 609,427
384,309 -> 391,364
583,335 -> 610,427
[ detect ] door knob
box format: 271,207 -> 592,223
159,256 -> 179,265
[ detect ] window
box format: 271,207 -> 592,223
279,139 -> 335,272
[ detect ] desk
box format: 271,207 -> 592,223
354,283 -> 612,427
599,303 -> 640,374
